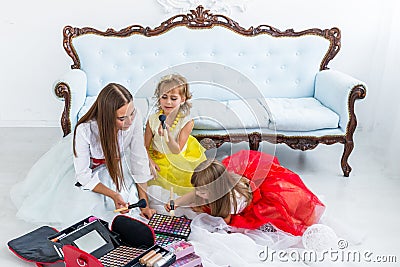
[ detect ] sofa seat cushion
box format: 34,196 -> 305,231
191,98 -> 270,130
265,97 -> 339,131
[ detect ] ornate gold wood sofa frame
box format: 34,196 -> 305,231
54,6 -> 366,176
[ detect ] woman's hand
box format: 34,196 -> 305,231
92,183 -> 130,214
112,192 -> 129,214
140,207 -> 156,219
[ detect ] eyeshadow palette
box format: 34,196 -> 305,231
148,214 -> 192,246
155,233 -> 184,247
99,246 -> 146,267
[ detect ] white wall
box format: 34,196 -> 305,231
0,0 -> 164,127
1,0 -> 399,170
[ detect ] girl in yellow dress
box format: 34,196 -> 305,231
145,74 -> 206,196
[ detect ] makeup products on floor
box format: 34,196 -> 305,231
99,246 -> 146,266
155,234 -> 183,247
139,247 -> 161,265
146,251 -> 166,267
148,214 -> 192,246
153,251 -> 175,267
165,240 -> 194,260
169,252 -> 202,267
138,249 -> 176,267
166,240 -> 202,267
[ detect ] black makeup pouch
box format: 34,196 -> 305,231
8,215 -> 172,267
8,225 -> 63,267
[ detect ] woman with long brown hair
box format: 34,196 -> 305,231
73,83 -> 155,219
11,83 -> 155,226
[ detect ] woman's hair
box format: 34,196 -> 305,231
191,159 -> 252,218
73,83 -> 133,191
153,73 -> 192,115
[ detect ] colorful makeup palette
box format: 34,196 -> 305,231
148,214 -> 192,246
155,233 -> 184,247
99,245 -> 146,267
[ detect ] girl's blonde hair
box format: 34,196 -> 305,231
191,159 -> 252,218
154,73 -> 192,115
73,83 -> 133,191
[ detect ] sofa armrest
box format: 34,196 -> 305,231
314,69 -> 367,130
53,69 -> 87,136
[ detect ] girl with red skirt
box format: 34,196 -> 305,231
166,150 -> 325,236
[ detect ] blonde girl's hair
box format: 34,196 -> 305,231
154,73 -> 192,116
73,83 -> 133,191
191,159 -> 252,218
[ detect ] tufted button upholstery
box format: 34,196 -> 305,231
73,27 -> 330,99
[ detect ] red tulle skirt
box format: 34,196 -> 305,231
221,150 -> 325,236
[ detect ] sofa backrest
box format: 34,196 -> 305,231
64,6 -> 340,101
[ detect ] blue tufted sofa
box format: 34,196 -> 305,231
54,5 -> 366,176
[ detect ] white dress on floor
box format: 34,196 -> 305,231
10,110 -> 152,228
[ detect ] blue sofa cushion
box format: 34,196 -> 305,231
265,97 -> 339,131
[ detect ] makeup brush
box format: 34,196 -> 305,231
169,187 -> 175,217
158,114 -> 169,142
114,198 -> 147,213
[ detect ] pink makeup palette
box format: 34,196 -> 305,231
165,240 -> 194,260
166,240 -> 202,267
169,253 -> 202,267
148,214 -> 192,246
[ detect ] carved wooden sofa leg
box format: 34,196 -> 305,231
54,82 -> 72,137
248,132 -> 261,151
340,85 -> 367,177
341,140 -> 353,177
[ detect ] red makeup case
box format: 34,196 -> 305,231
8,215 -> 176,267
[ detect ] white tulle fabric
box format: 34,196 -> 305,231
188,213 -> 302,267
302,224 -> 338,252
146,185 -> 365,267
188,213 -> 365,267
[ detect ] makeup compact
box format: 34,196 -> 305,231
148,214 -> 192,247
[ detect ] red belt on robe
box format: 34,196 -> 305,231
75,158 -> 106,187
91,157 -> 106,169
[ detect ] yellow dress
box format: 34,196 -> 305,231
147,112 -> 207,195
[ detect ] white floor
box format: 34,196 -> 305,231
1,127 -> 399,266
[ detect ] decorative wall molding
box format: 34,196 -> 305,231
156,0 -> 250,14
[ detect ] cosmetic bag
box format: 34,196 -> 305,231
8,215 -> 174,267
8,225 -> 63,267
